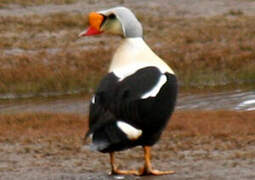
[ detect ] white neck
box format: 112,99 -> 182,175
108,37 -> 174,80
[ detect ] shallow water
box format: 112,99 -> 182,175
176,90 -> 255,111
0,97 -> 89,114
0,90 -> 254,114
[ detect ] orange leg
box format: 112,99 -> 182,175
140,146 -> 175,175
109,152 -> 140,175
109,146 -> 175,176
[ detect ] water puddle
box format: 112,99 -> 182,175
0,90 -> 254,114
176,90 -> 255,111
0,98 -> 89,115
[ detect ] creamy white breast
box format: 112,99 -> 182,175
108,37 -> 174,80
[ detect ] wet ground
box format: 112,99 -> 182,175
1,135 -> 255,180
177,90 -> 255,111
1,90 -> 255,114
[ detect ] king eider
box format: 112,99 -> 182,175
80,7 -> 178,176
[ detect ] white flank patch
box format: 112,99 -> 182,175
141,74 -> 167,99
89,133 -> 93,140
117,121 -> 142,140
91,95 -> 95,104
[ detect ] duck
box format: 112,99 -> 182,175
79,6 -> 178,176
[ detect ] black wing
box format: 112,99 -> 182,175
85,66 -> 178,152
86,66 -> 162,135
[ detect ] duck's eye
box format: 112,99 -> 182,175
108,13 -> 116,19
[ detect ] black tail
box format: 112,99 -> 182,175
91,122 -> 128,152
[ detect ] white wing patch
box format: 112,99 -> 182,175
117,121 -> 142,140
91,95 -> 95,104
141,74 -> 167,99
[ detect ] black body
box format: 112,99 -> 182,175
85,66 -> 178,153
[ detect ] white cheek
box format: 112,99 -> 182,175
117,121 -> 142,140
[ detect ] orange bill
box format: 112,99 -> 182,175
79,12 -> 104,37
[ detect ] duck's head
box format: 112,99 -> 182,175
79,7 -> 143,38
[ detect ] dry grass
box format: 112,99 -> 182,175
0,113 -> 87,145
0,111 -> 254,146
0,49 -> 111,94
0,0 -> 79,8
1,13 -> 255,95
163,110 -> 255,152
168,110 -> 255,137
144,16 -> 255,90
0,13 -> 85,35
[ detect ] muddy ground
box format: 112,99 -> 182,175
0,130 -> 255,180
1,0 -> 255,179
0,110 -> 255,180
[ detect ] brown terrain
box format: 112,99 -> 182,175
0,0 -> 255,180
0,111 -> 255,180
